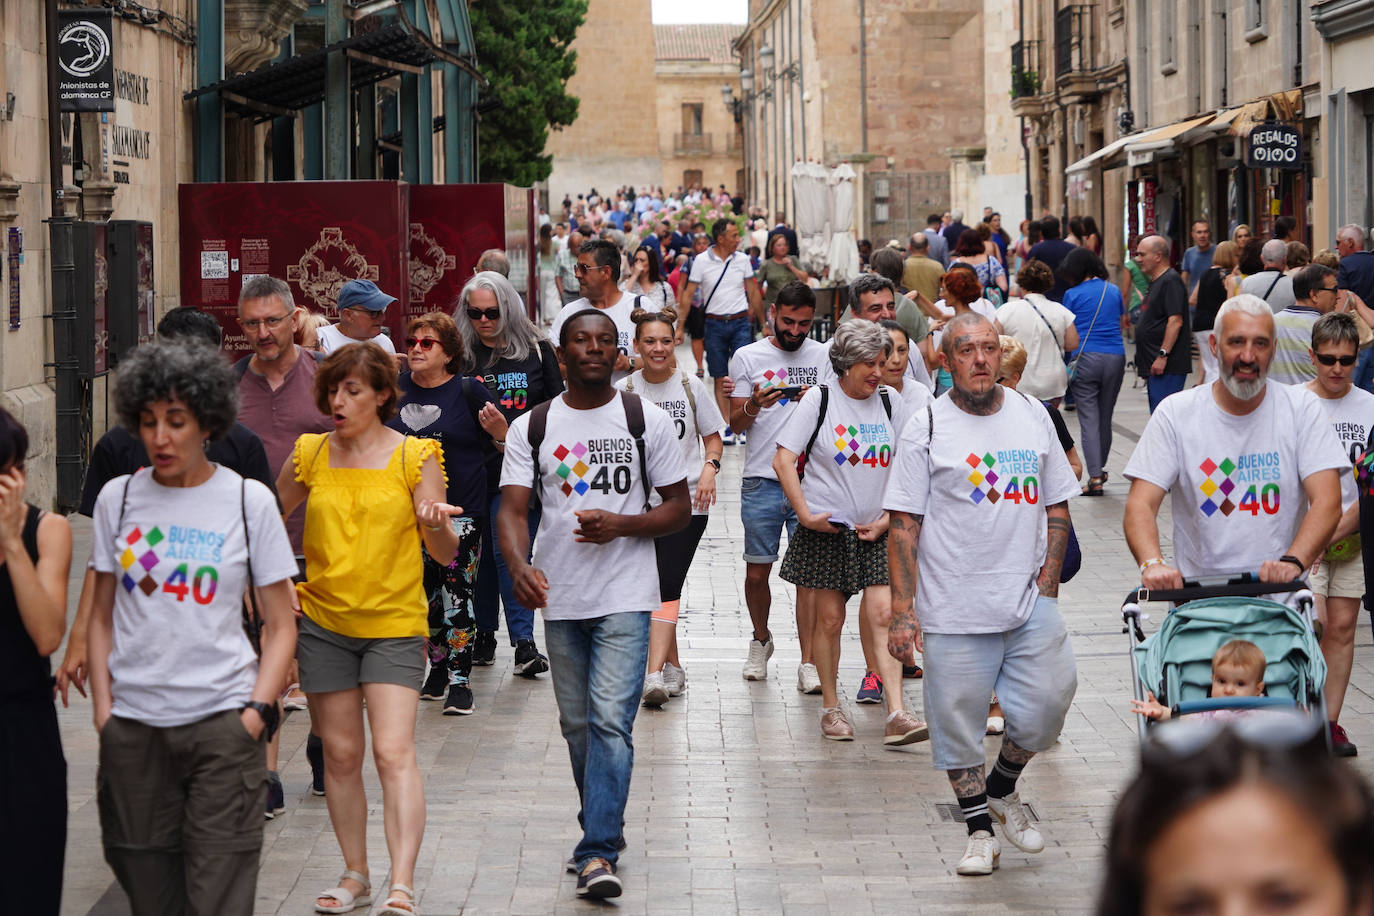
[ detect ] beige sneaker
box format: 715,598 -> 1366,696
883,710 -> 931,746
820,706 -> 855,741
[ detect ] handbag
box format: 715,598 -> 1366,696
1065,282 -> 1109,384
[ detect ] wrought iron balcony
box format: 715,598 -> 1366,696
1010,39 -> 1042,100
1054,4 -> 1096,78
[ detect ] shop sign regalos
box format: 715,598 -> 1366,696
1246,123 -> 1301,170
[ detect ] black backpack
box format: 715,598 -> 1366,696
526,392 -> 653,512
796,384 -> 892,480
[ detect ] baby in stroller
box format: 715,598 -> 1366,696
1132,639 -> 1265,722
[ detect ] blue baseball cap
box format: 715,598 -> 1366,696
337,278 -> 396,312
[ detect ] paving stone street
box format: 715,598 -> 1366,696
55,371 -> 1374,915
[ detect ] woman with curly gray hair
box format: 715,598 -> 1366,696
86,339 -> 299,914
772,321 -> 929,746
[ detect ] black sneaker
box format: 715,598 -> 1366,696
1332,721 -> 1358,757
902,663 -> 924,679
513,639 -> 550,678
306,732 -> 326,796
473,629 -> 498,666
575,858 -> 622,899
443,684 -> 474,716
419,662 -> 448,700
265,772 -> 285,819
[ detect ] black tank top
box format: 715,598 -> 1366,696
0,505 -> 51,700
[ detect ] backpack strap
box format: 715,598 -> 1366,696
240,476 -> 263,657
679,371 -> 696,414
623,373 -> 636,392
620,391 -> 652,513
927,404 -> 934,442
797,385 -> 830,481
459,376 -> 482,432
878,386 -> 892,421
527,398 -> 555,508
115,473 -> 133,533
234,354 -> 251,380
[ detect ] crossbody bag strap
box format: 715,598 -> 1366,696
241,476 -> 263,657
700,253 -> 734,311
1262,271 -> 1283,302
1068,282 -> 1109,374
1025,298 -> 1061,350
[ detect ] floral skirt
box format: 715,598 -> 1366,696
780,525 -> 888,598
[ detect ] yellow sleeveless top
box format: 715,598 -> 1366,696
293,433 -> 444,639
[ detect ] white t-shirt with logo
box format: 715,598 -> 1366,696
548,293 -> 661,384
316,322 -> 396,354
996,294 -> 1077,400
883,390 -> 1081,634
91,466 -> 298,727
1123,381 -> 1349,579
777,384 -> 908,527
818,337 -> 926,388
729,337 -> 829,480
896,380 -> 935,431
501,393 -> 689,620
687,248 -> 754,317
617,370 -> 726,514
1301,384 -> 1374,511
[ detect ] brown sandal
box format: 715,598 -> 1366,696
1083,477 -> 1105,496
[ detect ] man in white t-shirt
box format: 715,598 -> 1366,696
549,239 -> 660,384
498,309 -> 689,900
678,218 -> 765,441
315,279 -> 398,355
1124,294 -> 1345,595
885,312 -> 1081,877
1298,312 -> 1373,755
727,282 -> 829,689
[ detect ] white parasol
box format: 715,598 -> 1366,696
790,160 -> 830,270
826,162 -> 861,283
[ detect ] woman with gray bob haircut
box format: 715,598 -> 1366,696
772,317 -> 928,745
88,337 -> 299,914
828,319 -> 893,375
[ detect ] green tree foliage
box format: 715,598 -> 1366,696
470,0 -> 587,186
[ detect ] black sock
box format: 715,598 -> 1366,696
985,751 -> 1027,800
958,792 -> 993,835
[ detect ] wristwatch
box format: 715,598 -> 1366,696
242,700 -> 280,742
1157,348 -> 1170,359
705,458 -> 721,471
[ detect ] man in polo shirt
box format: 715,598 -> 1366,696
234,275 -> 334,810
678,218 -> 765,443
316,278 -> 397,355
1267,264 -> 1339,385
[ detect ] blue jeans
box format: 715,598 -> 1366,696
1146,373 -> 1187,412
703,314 -> 752,378
475,492 -> 537,644
544,611 -> 650,868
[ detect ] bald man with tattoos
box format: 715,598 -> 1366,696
883,313 -> 1080,876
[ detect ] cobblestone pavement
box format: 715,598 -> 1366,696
57,370 -> 1374,914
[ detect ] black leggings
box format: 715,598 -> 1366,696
654,514 -> 709,603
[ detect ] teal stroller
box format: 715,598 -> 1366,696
1121,574 -> 1327,743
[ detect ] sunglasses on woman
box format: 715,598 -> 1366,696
466,307 -> 501,321
1315,353 -> 1357,367
405,337 -> 440,351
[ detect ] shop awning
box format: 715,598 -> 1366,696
1122,113 -> 1219,158
1065,134 -> 1136,173
184,22 -> 483,121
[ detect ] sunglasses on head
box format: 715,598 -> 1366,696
465,307 -> 501,321
405,337 -> 440,351
1316,353 -> 1357,366
1142,707 -> 1324,762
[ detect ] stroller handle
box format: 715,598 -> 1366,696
1121,573 -> 1308,608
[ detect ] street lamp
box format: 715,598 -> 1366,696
759,44 -> 775,76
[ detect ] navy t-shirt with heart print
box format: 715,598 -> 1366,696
388,372 -> 494,518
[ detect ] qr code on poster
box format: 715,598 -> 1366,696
201,250 -> 229,280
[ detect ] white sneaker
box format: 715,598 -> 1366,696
742,637 -> 774,680
663,662 -> 687,696
956,830 -> 1001,876
641,671 -> 669,707
988,792 -> 1044,853
796,662 -> 822,694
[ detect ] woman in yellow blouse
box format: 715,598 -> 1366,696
276,342 -> 459,916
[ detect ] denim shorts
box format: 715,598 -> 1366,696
704,314 -> 753,378
921,595 -> 1078,770
740,476 -> 797,564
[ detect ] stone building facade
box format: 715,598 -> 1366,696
1313,0 -> 1374,247
0,1 -> 197,506
654,25 -> 745,198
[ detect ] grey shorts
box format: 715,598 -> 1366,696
921,595 -> 1078,770
297,615 -> 426,694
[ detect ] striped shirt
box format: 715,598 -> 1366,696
1267,306 -> 1321,386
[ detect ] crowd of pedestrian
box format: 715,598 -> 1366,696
16,199 -> 1374,912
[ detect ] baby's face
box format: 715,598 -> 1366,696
1211,661 -> 1264,698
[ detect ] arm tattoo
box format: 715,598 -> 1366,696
1038,504 -> 1071,598
947,767 -> 986,798
888,512 -> 923,608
